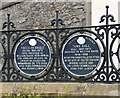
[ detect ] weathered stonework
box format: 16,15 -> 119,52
0,1 -> 87,30
0,83 -> 120,97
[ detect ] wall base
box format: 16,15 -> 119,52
0,83 -> 120,97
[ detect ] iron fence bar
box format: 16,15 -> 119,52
55,11 -> 59,79
7,14 -> 10,81
8,80 -> 120,82
99,5 -> 116,82
0,23 -> 120,33
2,14 -> 16,81
51,11 -> 65,80
105,6 -> 110,82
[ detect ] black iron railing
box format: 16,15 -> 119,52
0,6 -> 120,82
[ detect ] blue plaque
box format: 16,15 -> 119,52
62,34 -> 101,77
14,35 -> 52,77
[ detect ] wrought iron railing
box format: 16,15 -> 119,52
0,6 -> 120,82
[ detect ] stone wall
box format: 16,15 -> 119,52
0,1 -> 88,30
0,83 -> 120,97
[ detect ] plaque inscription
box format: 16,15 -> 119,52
14,36 -> 52,76
62,34 -> 101,77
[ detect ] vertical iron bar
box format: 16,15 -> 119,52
7,14 -> 11,81
55,11 -> 59,79
105,6 -> 109,82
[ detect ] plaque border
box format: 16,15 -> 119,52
61,33 -> 102,78
12,33 -> 54,79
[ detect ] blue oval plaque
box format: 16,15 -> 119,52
14,36 -> 52,77
62,34 -> 101,77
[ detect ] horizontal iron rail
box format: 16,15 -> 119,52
0,23 -> 120,32
1,80 -> 120,83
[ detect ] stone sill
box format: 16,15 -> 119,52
0,83 -> 120,97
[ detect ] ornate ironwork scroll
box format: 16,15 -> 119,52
0,6 -> 120,82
